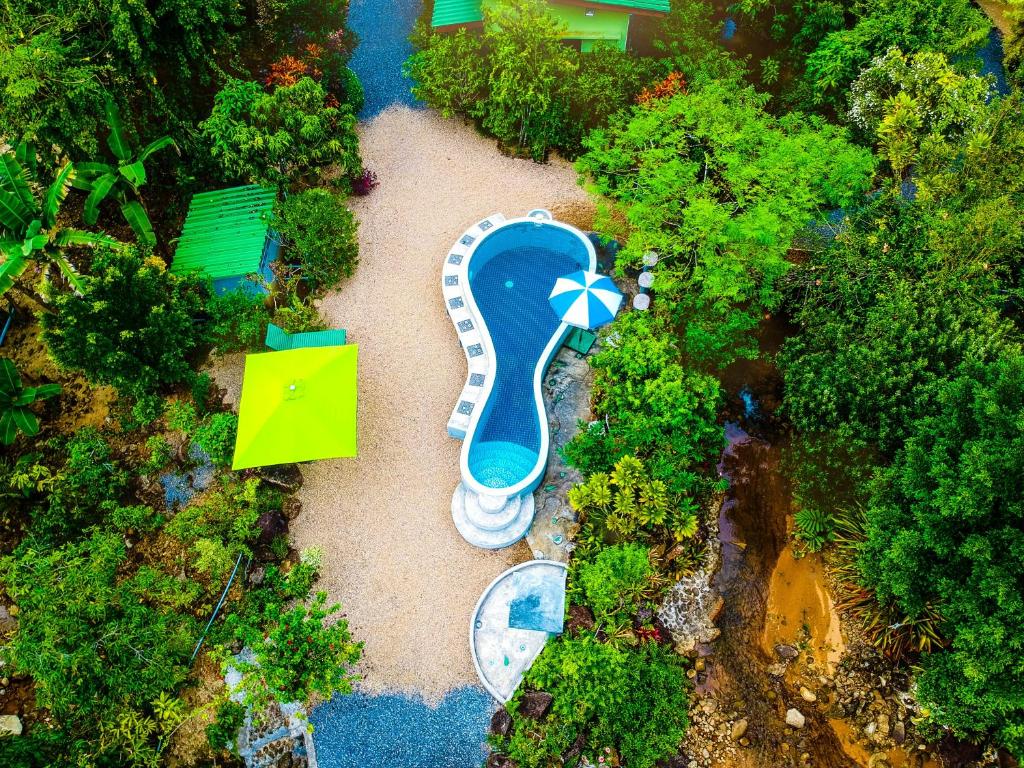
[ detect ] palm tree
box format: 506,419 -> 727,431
72,98 -> 179,246
0,143 -> 126,298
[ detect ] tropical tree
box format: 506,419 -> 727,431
0,144 -> 125,297
72,99 -> 179,246
0,357 -> 61,444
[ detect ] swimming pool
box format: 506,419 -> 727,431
459,216 -> 594,497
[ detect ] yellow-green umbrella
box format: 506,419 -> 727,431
232,345 -> 358,470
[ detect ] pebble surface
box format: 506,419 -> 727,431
310,686 -> 495,767
347,0 -> 425,118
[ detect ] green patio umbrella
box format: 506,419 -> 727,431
232,345 -> 358,470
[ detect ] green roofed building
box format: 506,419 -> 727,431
171,185 -> 277,295
431,0 -> 669,51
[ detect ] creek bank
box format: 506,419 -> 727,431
673,315 -> 955,768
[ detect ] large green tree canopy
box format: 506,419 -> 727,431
578,82 -> 875,368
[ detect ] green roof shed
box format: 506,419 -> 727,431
171,185 -> 277,294
432,0 -> 670,51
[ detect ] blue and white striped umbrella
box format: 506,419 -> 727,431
548,270 -> 623,330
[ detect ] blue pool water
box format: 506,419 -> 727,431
466,222 -> 592,490
310,687 -> 494,767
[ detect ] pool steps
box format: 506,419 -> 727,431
451,482 -> 535,549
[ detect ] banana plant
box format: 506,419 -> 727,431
72,98 -> 179,246
0,357 -> 61,445
0,143 -> 126,298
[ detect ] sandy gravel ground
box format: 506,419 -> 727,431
213,106 -> 592,699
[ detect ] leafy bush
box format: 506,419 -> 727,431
575,543 -> 660,632
207,289 -> 271,354
565,312 -> 724,502
273,189 -> 359,290
0,530 -> 196,766
496,637 -> 689,768
206,699 -> 246,754
233,591 -> 362,713
406,0 -> 667,160
167,400 -> 238,467
794,507 -> 832,551
201,77 -> 361,187
164,478 -> 268,578
42,248 -> 208,396
568,456 -> 703,580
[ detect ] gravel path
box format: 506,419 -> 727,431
283,106 -> 592,699
347,0 -> 424,118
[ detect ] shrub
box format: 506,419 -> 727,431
207,289 -> 271,354
496,637 -> 689,768
201,77 -> 361,187
231,591 -> 362,713
206,699 -> 246,754
576,543 -> 660,632
273,189 -> 359,290
41,248 -> 208,396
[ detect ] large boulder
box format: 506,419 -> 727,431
519,690 -> 553,721
256,464 -> 303,493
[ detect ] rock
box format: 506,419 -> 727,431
282,496 -> 302,521
731,719 -> 748,740
256,509 -> 288,551
877,713 -> 890,737
248,565 -> 266,586
519,690 -> 553,721
775,644 -> 799,660
709,596 -> 725,623
700,699 -> 718,715
256,464 -> 303,492
768,663 -> 787,677
799,686 -> 817,703
892,721 -> 906,744
674,637 -> 697,656
864,721 -> 877,737
694,657 -> 706,673
739,737 -> 750,747
868,753 -> 891,768
486,755 -> 515,768
785,709 -> 806,729
0,605 -> 16,633
686,668 -> 697,679
561,731 -> 586,763
566,604 -> 595,635
0,715 -> 22,737
0,677 -> 8,687
490,708 -> 512,738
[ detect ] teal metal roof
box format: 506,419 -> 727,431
171,185 -> 275,281
432,0 -> 670,28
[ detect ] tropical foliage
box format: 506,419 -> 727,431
272,188 -> 359,290
0,358 -> 60,444
0,145 -> 125,297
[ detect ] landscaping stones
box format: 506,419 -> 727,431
256,509 -> 288,552
786,709 -> 806,729
518,690 -> 553,721
257,464 -> 304,493
799,686 -> 817,703
730,719 -> 748,740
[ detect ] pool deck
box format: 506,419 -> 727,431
212,106 -> 593,700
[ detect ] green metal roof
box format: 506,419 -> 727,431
431,0 -> 669,28
171,185 -> 275,281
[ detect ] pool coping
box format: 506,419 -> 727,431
441,211 -> 596,501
